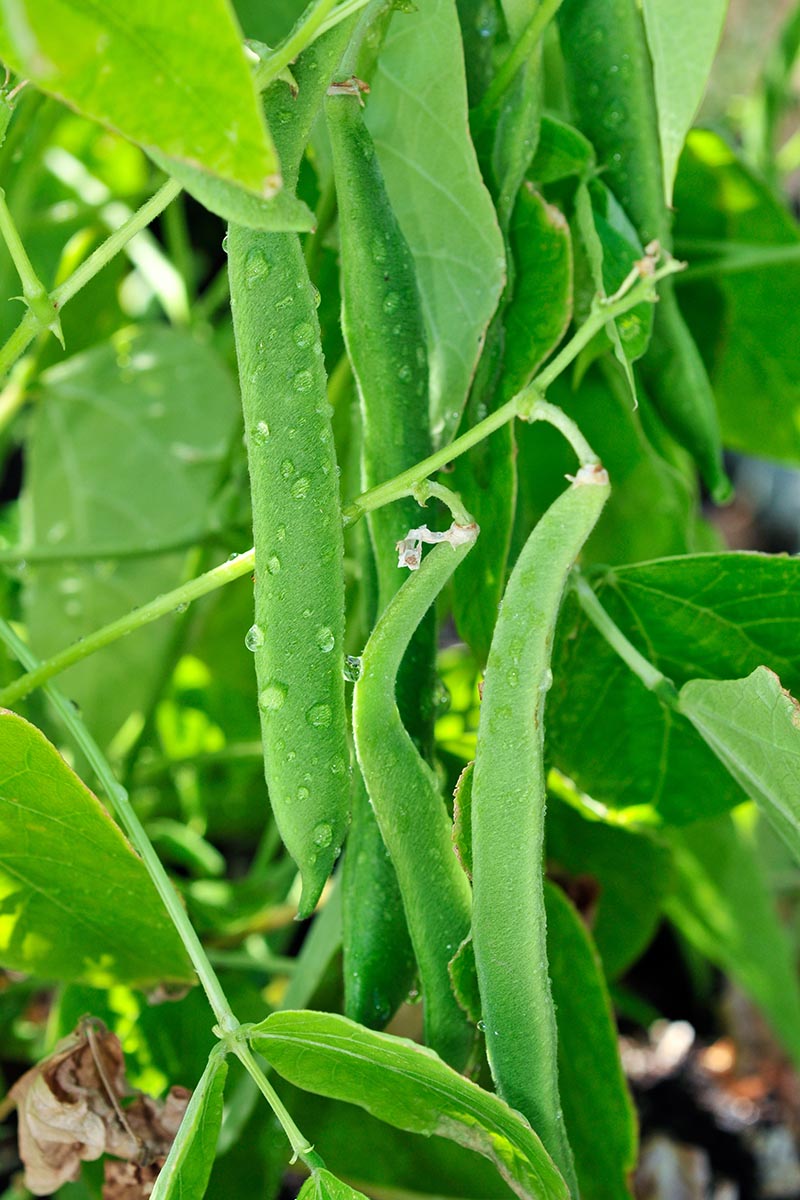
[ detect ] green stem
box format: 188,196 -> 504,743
675,239 -> 800,281
0,178 -> 182,381
0,548 -> 255,708
254,0 -> 340,90
229,1041 -> 324,1169
411,479 -> 474,526
474,0 -> 563,122
0,614 -> 237,1030
571,572 -> 679,707
315,0 -> 374,38
0,187 -> 57,335
342,258 -> 680,525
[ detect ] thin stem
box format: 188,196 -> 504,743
254,0 -> 340,90
571,572 -> 679,708
0,188 -> 49,300
230,1042 -> 324,1170
412,479 -> 474,526
0,549 -> 255,708
315,0 -> 373,37
474,0 -> 563,122
0,178 -> 182,381
675,239 -> 800,281
342,258 -> 680,525
0,615 -> 237,1032
52,178 -> 182,307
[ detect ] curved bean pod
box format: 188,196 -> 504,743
471,464 -> 610,1193
353,528 -> 478,1068
557,0 -> 731,503
327,83 -> 435,1024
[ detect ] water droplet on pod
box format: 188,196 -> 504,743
259,682 -> 287,711
245,624 -> 265,651
315,626 -> 335,653
306,702 -> 332,728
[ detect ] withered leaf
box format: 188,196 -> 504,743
9,1020 -> 190,1197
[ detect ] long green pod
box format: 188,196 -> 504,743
327,82 -> 435,1024
228,31 -> 355,919
557,0 -> 731,503
471,464 -> 610,1194
353,529 -> 478,1068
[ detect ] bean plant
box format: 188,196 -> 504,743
0,0 -> 798,1197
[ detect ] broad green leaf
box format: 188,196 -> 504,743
549,554 -> 800,824
674,130 -> 800,465
252,1010 -> 570,1200
546,794 -> 672,979
298,1170 -> 370,1200
642,0 -> 728,204
0,0 -> 279,197
365,0 -> 505,445
285,1087 -> 517,1200
679,667 -> 800,860
0,710 -> 194,986
546,883 -> 637,1200
20,326 -> 239,747
151,1050 -> 228,1200
664,808 -> 800,1067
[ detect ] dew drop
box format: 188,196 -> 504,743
245,624 -> 265,652
174,601 -> 189,614
315,626 -> 335,653
329,754 -> 346,775
397,364 -> 413,383
383,291 -> 400,314
312,821 -> 333,848
266,554 -> 281,575
290,476 -> 310,499
275,295 -> 294,310
221,233 -> 229,253
251,419 -> 270,445
281,459 -> 296,478
306,702 -> 332,728
259,682 -> 287,711
477,1019 -> 486,1031
294,369 -> 314,393
298,785 -> 310,802
312,284 -> 322,308
293,321 -> 315,348
371,237 -> 388,263
507,667 -> 520,688
343,655 -> 362,683
244,247 -> 270,287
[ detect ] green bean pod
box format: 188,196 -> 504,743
229,225 -> 349,919
325,90 -> 432,609
327,87 -> 435,1025
353,531 -> 478,1068
471,465 -> 610,1194
557,0 -> 731,503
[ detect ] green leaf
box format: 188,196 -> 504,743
674,130 -> 800,465
549,554 -> 800,824
0,0 -> 280,197
297,1170 -> 370,1200
642,0 -> 728,204
529,116 -> 594,186
148,151 -> 314,231
664,808 -> 800,1067
284,1087 -> 517,1200
0,710 -> 194,986
365,0 -> 505,445
503,187 -> 572,396
546,883 -> 637,1200
20,326 -> 239,747
151,1050 -> 228,1200
452,189 -> 572,664
252,1010 -> 570,1200
546,793 -> 672,979
679,666 -> 800,860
